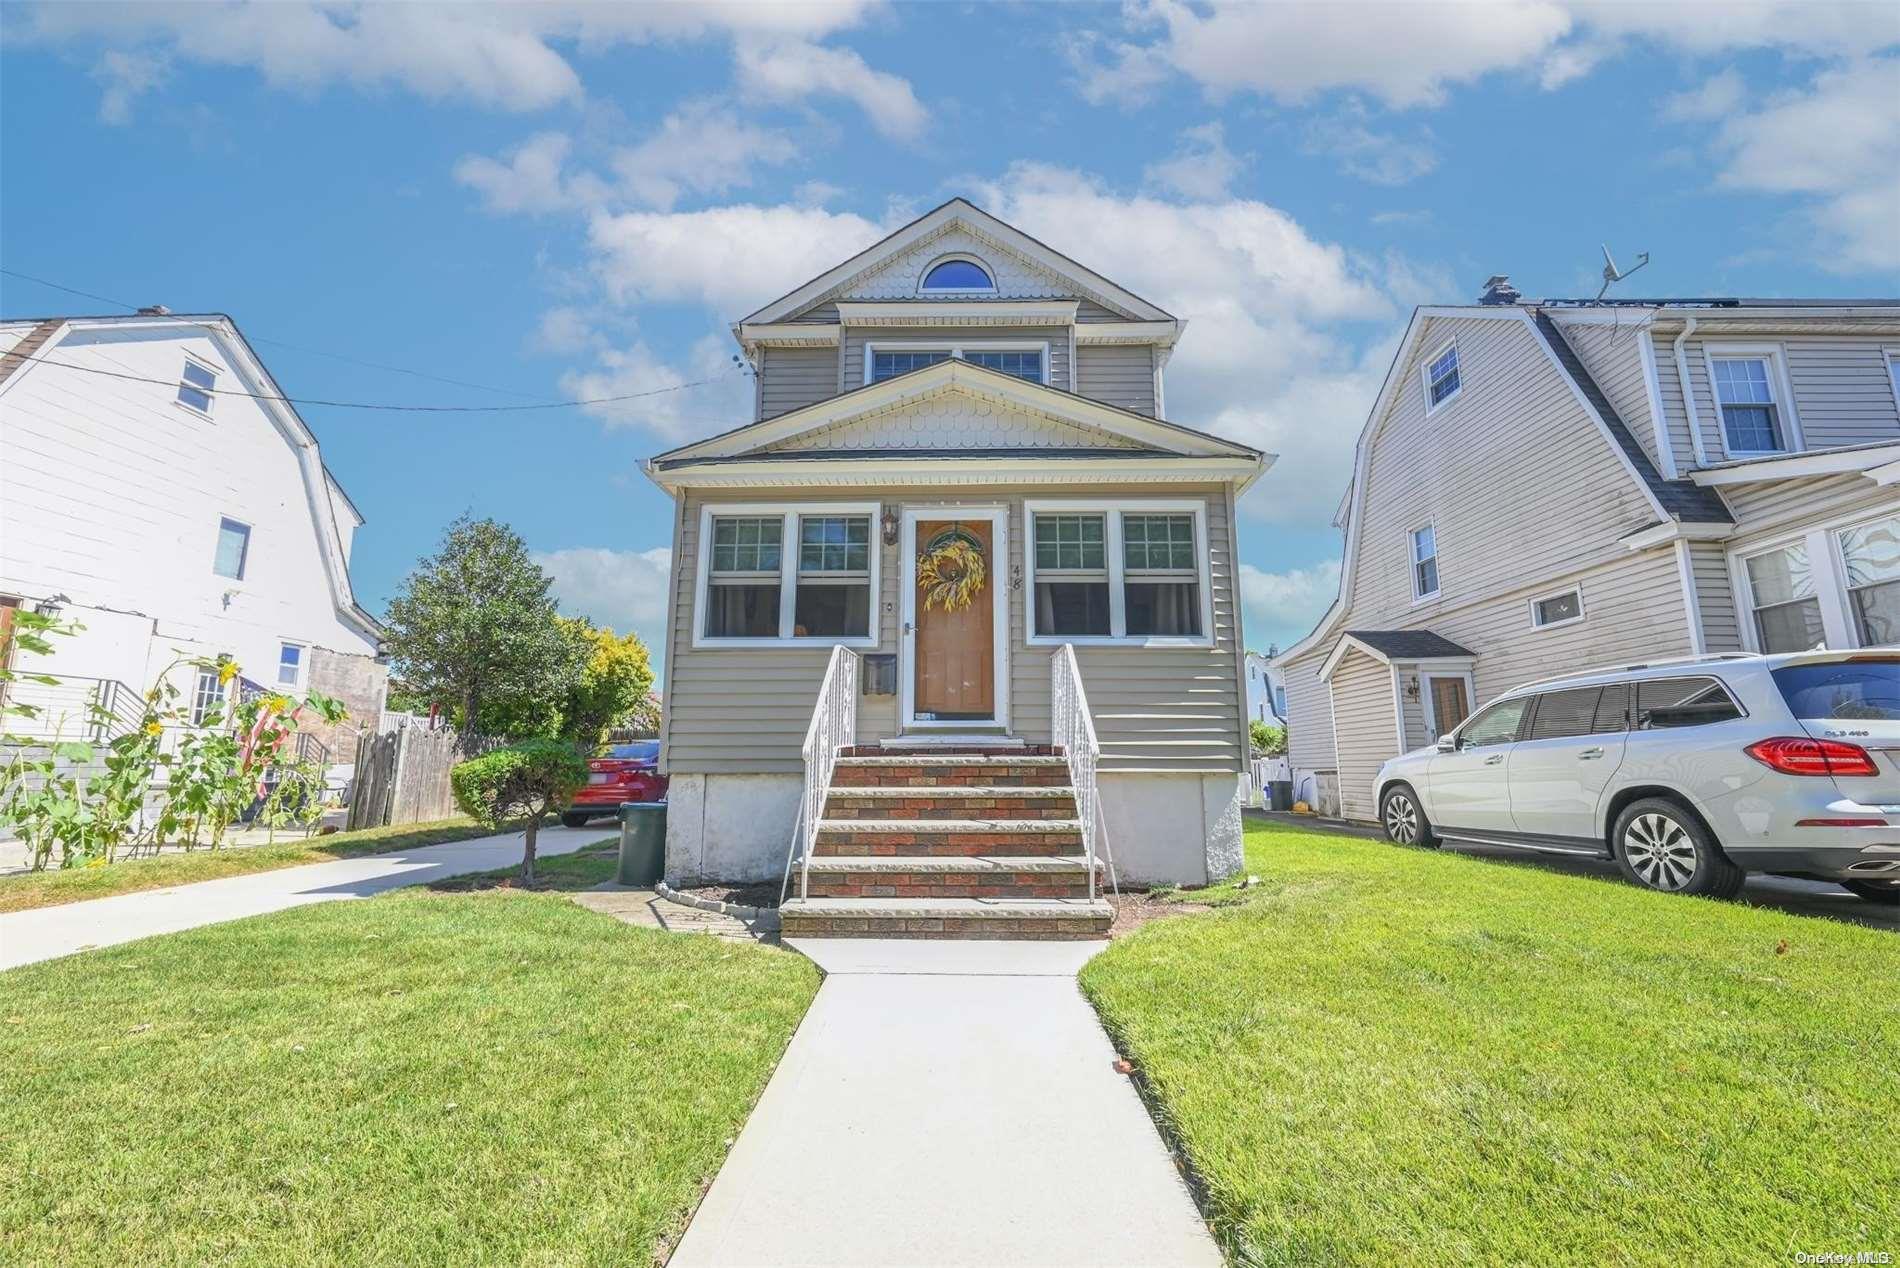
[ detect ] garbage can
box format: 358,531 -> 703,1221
1268,780 -> 1294,812
617,801 -> 666,886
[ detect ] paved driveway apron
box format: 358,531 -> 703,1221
670,939 -> 1223,1268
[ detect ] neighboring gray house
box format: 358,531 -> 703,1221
643,198 -> 1268,936
1275,284 -> 1900,822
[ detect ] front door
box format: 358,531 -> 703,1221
1425,675 -> 1470,742
906,512 -> 1004,725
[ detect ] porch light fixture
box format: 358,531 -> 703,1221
1404,674 -> 1420,700
33,593 -> 68,618
880,506 -> 899,547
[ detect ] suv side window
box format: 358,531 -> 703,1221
1459,697 -> 1530,748
1592,682 -> 1630,732
1635,676 -> 1744,729
1526,687 -> 1604,741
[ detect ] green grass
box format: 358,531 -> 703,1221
0,818 -> 496,914
0,883 -> 820,1266
429,839 -> 621,892
1081,818 -> 1900,1265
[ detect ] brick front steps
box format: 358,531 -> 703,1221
781,750 -> 1113,940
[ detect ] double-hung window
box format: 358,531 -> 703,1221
277,642 -> 305,689
1839,515 -> 1900,647
1025,500 -> 1211,645
191,669 -> 227,725
697,505 -> 878,646
1423,342 -> 1460,412
177,359 -> 217,414
1743,540 -> 1826,652
1410,525 -> 1439,600
1710,354 -> 1786,454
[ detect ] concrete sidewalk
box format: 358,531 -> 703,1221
669,938 -> 1223,1268
0,825 -> 600,971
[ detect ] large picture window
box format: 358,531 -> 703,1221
1025,500 -> 1212,646
866,342 -> 1049,385
696,505 -> 879,647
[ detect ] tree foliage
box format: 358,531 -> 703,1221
449,739 -> 587,883
1249,720 -> 1287,757
557,618 -> 655,748
382,516 -> 587,740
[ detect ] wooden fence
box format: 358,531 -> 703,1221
347,724 -> 497,831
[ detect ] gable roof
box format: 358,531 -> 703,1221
738,198 -> 1175,327
1320,629 -> 1476,682
0,312 -> 383,643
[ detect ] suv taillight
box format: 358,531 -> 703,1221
1744,736 -> 1880,777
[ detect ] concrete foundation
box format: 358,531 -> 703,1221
663,772 -> 803,885
1097,771 -> 1244,887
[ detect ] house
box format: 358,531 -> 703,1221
1274,281 -> 1900,822
643,198 -> 1268,936
0,311 -> 386,766
1244,648 -> 1287,728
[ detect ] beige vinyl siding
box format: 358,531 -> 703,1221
841,326 -> 1070,393
792,302 -> 839,324
661,483 -> 1242,775
1716,471 -> 1894,534
1328,649 -> 1398,821
1400,682 -> 1432,752
758,345 -> 838,420
1077,300 -> 1129,322
1281,648 -> 1337,772
1350,315 -> 1658,621
1687,541 -> 1744,652
1075,345 -> 1157,416
1650,328 -> 1702,465
1558,319 -> 1662,470
1668,333 -> 1900,460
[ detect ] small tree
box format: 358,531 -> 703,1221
1249,720 -> 1287,757
557,619 -> 655,749
450,739 -> 586,885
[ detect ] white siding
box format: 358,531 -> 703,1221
1328,649 -> 1397,821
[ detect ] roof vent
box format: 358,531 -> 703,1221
136,304 -> 171,316
1477,275 -> 1521,306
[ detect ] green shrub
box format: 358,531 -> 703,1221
1248,720 -> 1286,757
450,740 -> 587,884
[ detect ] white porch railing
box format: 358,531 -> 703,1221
1051,644 -> 1118,902
781,645 -> 860,905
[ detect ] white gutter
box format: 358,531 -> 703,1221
1671,315 -> 1709,467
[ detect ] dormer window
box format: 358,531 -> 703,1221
919,256 -> 995,294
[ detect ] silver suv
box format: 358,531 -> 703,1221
1373,650 -> 1900,903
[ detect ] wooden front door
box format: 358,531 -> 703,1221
1428,676 -> 1470,739
913,518 -> 996,721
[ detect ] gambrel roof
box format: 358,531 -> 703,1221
738,198 -> 1176,328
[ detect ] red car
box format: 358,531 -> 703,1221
562,741 -> 667,827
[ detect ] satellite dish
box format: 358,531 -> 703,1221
1596,244 -> 1651,301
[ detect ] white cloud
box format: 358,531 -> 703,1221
91,48 -> 168,124
1142,122 -> 1245,200
455,131 -> 597,215
536,546 -> 674,662
1660,68 -> 1745,123
558,334 -> 753,441
1700,57 -> 1900,273
1239,558 -> 1343,649
1303,112 -> 1437,186
611,102 -> 798,210
734,38 -> 928,140
585,202 -> 884,313
23,0 -> 890,116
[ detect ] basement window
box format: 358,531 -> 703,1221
1530,588 -> 1584,629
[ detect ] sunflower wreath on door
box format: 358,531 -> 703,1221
917,526 -> 987,613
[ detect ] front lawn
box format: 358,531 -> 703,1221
0,818 -> 494,914
1081,817 -> 1900,1264
0,882 -> 819,1265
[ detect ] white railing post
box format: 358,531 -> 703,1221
783,646 -> 860,906
1051,645 -> 1118,903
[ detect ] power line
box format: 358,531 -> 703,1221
3,266 -> 545,400
1,265 -> 744,413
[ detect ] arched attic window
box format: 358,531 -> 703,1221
919,256 -> 996,294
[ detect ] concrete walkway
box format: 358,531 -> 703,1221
0,825 -> 599,971
670,938 -> 1223,1268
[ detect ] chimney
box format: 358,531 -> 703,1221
136,304 -> 171,316
1477,275 -> 1520,306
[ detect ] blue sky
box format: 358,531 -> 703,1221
5,2 -> 1897,675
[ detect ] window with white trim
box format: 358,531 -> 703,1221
191,669 -> 227,725
1839,514 -> 1900,647
870,349 -> 951,382
1272,685 -> 1287,716
177,359 -> 217,414
697,506 -> 878,645
1025,501 -> 1211,644
867,342 -> 1047,385
213,517 -> 250,580
963,349 -> 1043,382
1711,355 -> 1785,454
1743,540 -> 1826,652
1423,342 -> 1460,411
1531,588 -> 1583,629
277,642 -> 305,688
919,257 -> 995,294
1410,524 -> 1439,599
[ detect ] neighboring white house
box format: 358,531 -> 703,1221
1243,649 -> 1287,728
1275,282 -> 1900,822
0,311 -> 386,762
644,197 -> 1268,934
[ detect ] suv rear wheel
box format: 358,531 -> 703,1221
1611,798 -> 1745,899
1380,784 -> 1438,849
1841,878 -> 1900,904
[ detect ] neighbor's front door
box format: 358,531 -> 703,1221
912,518 -> 995,722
